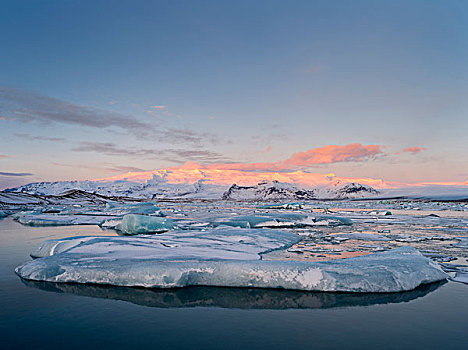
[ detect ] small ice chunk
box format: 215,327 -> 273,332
369,210 -> 392,216
331,233 -> 390,241
100,218 -> 123,229
451,272 -> 468,284
258,202 -> 304,210
301,216 -> 353,227
116,214 -> 176,235
452,237 -> 468,249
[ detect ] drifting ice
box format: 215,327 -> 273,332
116,214 -> 176,235
16,226 -> 446,292
211,213 -> 352,229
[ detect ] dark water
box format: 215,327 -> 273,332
1,218 -> 467,350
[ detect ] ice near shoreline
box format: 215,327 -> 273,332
16,227 -> 447,292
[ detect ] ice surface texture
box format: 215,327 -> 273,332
17,227 -> 446,292
29,227 -> 301,260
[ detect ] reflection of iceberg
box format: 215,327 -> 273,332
21,279 -> 445,310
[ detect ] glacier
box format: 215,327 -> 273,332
16,226 -> 447,292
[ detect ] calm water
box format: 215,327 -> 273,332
1,217 -> 467,350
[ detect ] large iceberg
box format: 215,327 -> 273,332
16,226 -> 446,292
116,214 -> 176,235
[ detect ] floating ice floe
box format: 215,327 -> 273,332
330,233 -> 391,241
211,213 -> 352,229
9,201 -> 166,228
452,237 -> 468,249
369,210 -> 392,216
258,202 -> 304,210
302,215 -> 353,226
28,227 -> 300,259
116,214 -> 176,235
451,272 -> 468,284
16,226 -> 446,292
101,201 -> 165,217
15,214 -> 108,226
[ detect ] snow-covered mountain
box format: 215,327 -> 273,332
222,180 -> 379,200
6,176 -> 380,201
314,181 -> 380,200
6,176 -> 225,200
222,181 -> 317,200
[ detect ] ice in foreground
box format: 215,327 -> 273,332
16,227 -> 447,292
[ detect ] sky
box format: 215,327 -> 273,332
0,0 -> 467,189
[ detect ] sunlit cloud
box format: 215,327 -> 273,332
98,162 -> 467,190
96,143 -> 389,188
202,143 -> 383,172
150,105 -> 167,110
403,146 -> 427,154
98,162 -> 391,188
0,154 -> 11,159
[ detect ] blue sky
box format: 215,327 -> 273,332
0,0 -> 467,188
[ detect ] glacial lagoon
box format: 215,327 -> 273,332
1,200 -> 467,349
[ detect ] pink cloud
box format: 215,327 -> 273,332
403,146 -> 427,154
150,105 -> 167,110
205,143 -> 383,171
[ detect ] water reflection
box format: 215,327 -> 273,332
22,279 -> 445,310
